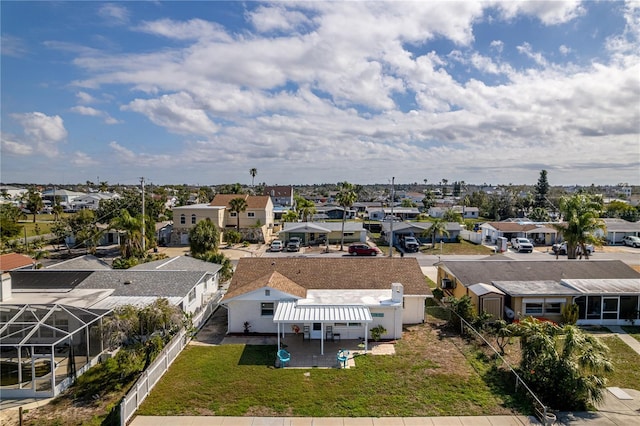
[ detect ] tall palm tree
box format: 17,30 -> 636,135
296,198 -> 316,222
554,194 -> 605,259
421,218 -> 449,245
229,197 -> 248,231
249,168 -> 257,187
110,209 -> 144,258
335,181 -> 357,251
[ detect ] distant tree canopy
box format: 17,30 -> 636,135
96,188 -> 165,224
534,169 -> 550,208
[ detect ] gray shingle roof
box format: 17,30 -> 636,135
439,260 -> 640,288
45,255 -> 111,270
75,270 -> 209,297
130,256 -> 222,274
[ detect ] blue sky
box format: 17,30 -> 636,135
1,1 -> 639,187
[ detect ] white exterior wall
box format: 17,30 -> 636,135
1,275 -> 12,302
402,296 -> 426,324
369,307 -> 402,340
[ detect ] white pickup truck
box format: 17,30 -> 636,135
511,237 -> 534,253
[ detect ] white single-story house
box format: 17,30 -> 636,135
278,221 -> 367,245
597,218 -> 640,245
221,258 -> 432,354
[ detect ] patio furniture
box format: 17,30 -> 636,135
277,349 -> 291,367
337,349 -> 349,368
326,326 -> 334,341
303,325 -> 310,341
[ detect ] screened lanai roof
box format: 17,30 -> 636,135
0,304 -> 111,347
273,300 -> 373,323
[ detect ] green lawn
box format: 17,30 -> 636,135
600,335 -> 640,389
138,333 -> 516,417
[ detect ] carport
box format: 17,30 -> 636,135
273,300 -> 372,355
277,223 -> 331,245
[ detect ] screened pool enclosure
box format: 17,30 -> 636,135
0,304 -> 112,398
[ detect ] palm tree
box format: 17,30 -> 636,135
229,197 -> 248,231
110,209 -> 144,258
249,168 -> 257,187
513,317 -> 612,410
554,194 -> 605,259
296,198 -> 316,222
25,187 -> 43,223
421,218 -> 449,246
189,218 -> 220,255
335,182 -> 357,250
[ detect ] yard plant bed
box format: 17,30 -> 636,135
137,321 -> 519,417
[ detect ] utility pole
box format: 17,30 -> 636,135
389,177 -> 394,257
140,177 -> 146,253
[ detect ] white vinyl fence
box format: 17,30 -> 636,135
120,292 -> 223,425
460,229 -> 483,245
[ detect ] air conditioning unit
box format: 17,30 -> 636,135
441,278 -> 453,289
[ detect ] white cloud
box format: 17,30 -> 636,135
98,3 -> 130,26
1,135 -> 33,155
247,5 -> 311,33
517,42 -> 549,67
10,112 -> 67,157
76,91 -> 97,104
490,40 -> 504,53
559,45 -> 572,55
70,105 -> 119,124
1,35 -> 28,57
70,151 -> 99,166
122,92 -> 218,136
135,18 -> 232,42
495,1 -> 585,25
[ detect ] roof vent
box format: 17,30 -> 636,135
124,280 -> 132,285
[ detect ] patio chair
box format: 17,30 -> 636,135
337,349 -> 349,369
277,349 -> 291,367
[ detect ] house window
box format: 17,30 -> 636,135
261,302 -> 274,316
544,302 -> 562,314
348,322 -> 362,327
265,289 -> 270,296
188,288 -> 196,303
180,214 -> 186,225
371,313 -> 384,318
191,214 -> 196,224
248,212 -> 255,218
230,212 -> 237,217
524,302 -> 543,315
335,322 -> 347,327
587,296 -> 602,319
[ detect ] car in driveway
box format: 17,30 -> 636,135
287,237 -> 302,252
270,240 -> 283,252
348,243 -> 380,256
622,236 -> 640,248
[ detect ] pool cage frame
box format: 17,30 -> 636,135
0,304 -> 112,398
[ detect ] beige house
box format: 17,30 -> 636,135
171,194 -> 274,245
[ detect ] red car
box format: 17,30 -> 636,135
348,244 -> 379,256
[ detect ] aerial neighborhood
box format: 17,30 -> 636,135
1,174 -> 639,425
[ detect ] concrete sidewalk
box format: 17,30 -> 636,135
130,415 -> 542,425
606,326 -> 640,356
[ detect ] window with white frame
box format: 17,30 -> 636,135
261,302 -> 274,316
188,288 -> 196,303
191,214 -> 196,224
180,214 -> 186,225
229,212 -> 237,217
523,298 -> 565,316
248,212 -> 255,217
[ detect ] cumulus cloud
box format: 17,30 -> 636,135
70,105 -> 119,124
496,1 -> 585,25
10,112 -> 67,157
76,91 -> 97,104
247,5 -> 312,33
1,135 -> 33,155
122,92 -> 218,136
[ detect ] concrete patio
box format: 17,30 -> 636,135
220,334 -> 396,369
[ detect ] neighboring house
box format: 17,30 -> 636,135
597,218 -> 640,245
367,207 -> 420,221
222,258 -> 432,352
480,221 -> 559,245
0,185 -> 27,202
40,189 -> 86,208
171,194 -> 274,245
73,192 -> 120,210
263,186 -> 294,207
1,253 -> 36,302
278,221 -> 367,245
436,259 -> 640,325
6,256 -> 223,314
381,221 -> 462,245
314,206 -> 355,220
